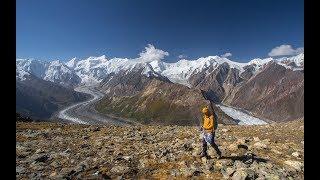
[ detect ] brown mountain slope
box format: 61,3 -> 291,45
96,67 -> 236,125
96,78 -> 235,125
225,62 -> 304,122
189,63 -> 244,103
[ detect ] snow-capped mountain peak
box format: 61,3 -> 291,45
16,68 -> 30,81
278,53 -> 304,67
249,57 -> 273,66
65,57 -> 78,69
16,58 -> 47,78
16,52 -> 304,87
86,55 -> 107,61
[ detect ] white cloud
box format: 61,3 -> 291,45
221,52 -> 232,58
268,44 -> 304,57
178,54 -> 187,59
138,44 -> 169,62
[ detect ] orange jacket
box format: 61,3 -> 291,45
203,114 -> 215,133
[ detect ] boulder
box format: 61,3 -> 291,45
284,160 -> 304,171
291,152 -> 300,158
253,137 -> 260,142
232,169 -> 248,180
253,142 -> 267,149
221,128 -> 228,133
221,167 -> 235,178
110,165 -> 130,174
233,160 -> 248,169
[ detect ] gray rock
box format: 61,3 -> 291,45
75,163 -> 86,173
90,126 -> 101,132
30,162 -> 46,171
249,161 -> 259,170
265,173 -> 280,180
110,165 -> 130,174
255,175 -> 266,180
16,166 -> 25,174
123,155 -> 132,161
28,172 -> 40,179
291,152 -> 300,158
284,160 -> 304,171
60,167 -> 74,176
256,166 -> 269,177
229,143 -> 238,151
183,142 -> 194,151
214,159 -> 234,171
180,167 -> 194,176
50,161 -> 61,168
221,167 -> 235,178
170,169 -> 180,176
201,157 -> 207,164
232,169 -> 248,180
271,148 -> 282,155
253,142 -> 267,149
265,162 -> 274,169
35,148 -> 45,154
221,128 -> 228,133
234,160 -> 248,169
64,148 -> 71,153
262,138 -> 270,144
245,168 -> 257,179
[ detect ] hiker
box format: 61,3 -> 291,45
200,106 -> 222,158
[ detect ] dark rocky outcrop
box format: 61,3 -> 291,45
16,75 -> 90,120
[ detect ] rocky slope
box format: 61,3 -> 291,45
188,60 -> 304,122
189,62 -> 244,103
16,120 -> 304,179
226,62 -> 304,122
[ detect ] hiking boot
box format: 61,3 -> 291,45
199,151 -> 208,158
216,151 -> 222,159
217,154 -> 222,159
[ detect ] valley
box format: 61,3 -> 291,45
56,85 -> 268,126
56,86 -> 135,125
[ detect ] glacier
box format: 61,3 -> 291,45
216,104 -> 268,125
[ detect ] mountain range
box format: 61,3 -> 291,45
17,53 -> 303,87
16,53 -> 304,123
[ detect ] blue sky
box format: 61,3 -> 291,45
16,0 -> 304,63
